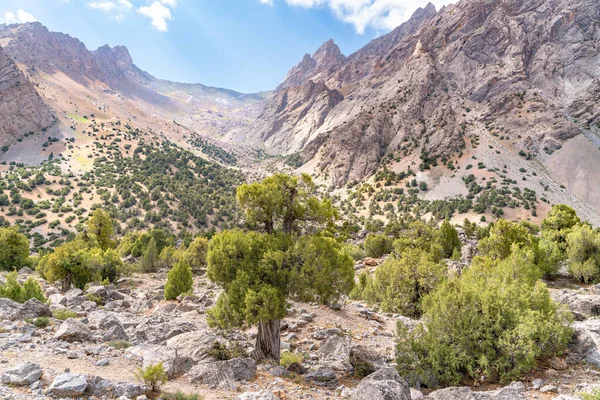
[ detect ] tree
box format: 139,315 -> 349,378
165,258 -> 193,300
86,209 -> 115,250
396,247 -> 572,386
436,221 -> 461,259
185,236 -> 208,273
566,224 -> 600,283
364,233 -> 393,258
236,173 -> 335,234
208,174 -> 352,362
40,240 -> 97,292
0,228 -> 30,271
140,237 -> 159,272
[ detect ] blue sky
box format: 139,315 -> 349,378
2,0 -> 452,93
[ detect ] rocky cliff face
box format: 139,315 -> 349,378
0,45 -> 54,145
246,0 -> 600,187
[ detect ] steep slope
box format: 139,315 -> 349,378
246,0 -> 600,193
0,22 -> 268,140
0,45 -> 54,145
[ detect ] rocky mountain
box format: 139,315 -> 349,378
0,45 -> 54,145
245,0 -> 600,195
0,22 -> 269,139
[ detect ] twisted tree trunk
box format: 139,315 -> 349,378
255,319 -> 280,362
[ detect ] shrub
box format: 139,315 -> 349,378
280,351 -> 304,368
342,243 -> 365,261
436,221 -> 460,258
0,228 -> 30,271
362,248 -> 446,317
140,237 -> 159,272
32,317 -> 50,328
164,259 -> 193,300
580,389 -> 600,400
53,309 -> 78,321
396,247 -> 572,387
108,340 -> 131,350
566,224 -> 600,283
363,234 -> 393,258
354,361 -> 376,378
136,362 -> 168,392
0,272 -> 47,303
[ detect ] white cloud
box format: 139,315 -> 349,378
137,1 -> 173,31
118,0 -> 133,10
115,13 -> 125,21
159,0 -> 177,6
4,9 -> 37,24
87,2 -> 116,12
260,0 -> 274,5
265,0 -> 454,34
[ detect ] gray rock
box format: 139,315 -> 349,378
226,357 -> 257,382
188,361 -> 237,390
103,324 -> 129,342
54,318 -> 94,342
0,362 -> 43,386
94,359 -> 110,367
0,298 -> 20,320
305,368 -> 338,389
532,378 -> 544,390
350,367 -> 410,400
570,319 -> 600,367
313,328 -> 343,340
142,346 -> 191,378
11,298 -> 53,320
48,293 -> 67,306
425,382 -> 526,400
48,373 -> 88,397
165,330 -> 218,364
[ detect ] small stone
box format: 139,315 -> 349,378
95,359 -> 110,366
532,378 -> 544,390
540,384 -> 558,393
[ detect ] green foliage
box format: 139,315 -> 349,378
396,247 -> 572,387
207,231 -> 354,329
360,248 -> 446,317
99,248 -> 124,283
566,224 -> 600,283
580,389 -> 600,400
108,340 -> 131,349
0,228 -> 30,271
136,362 -> 168,392
280,351 -> 304,367
541,204 -> 581,255
164,258 -> 193,300
140,237 -> 159,272
0,272 -> 47,303
32,317 -> 50,328
53,309 -> 78,320
341,243 -> 365,261
436,221 -> 460,259
363,233 -> 393,258
86,209 -> 115,250
40,240 -> 96,291
236,173 -> 335,234
185,236 -> 208,272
